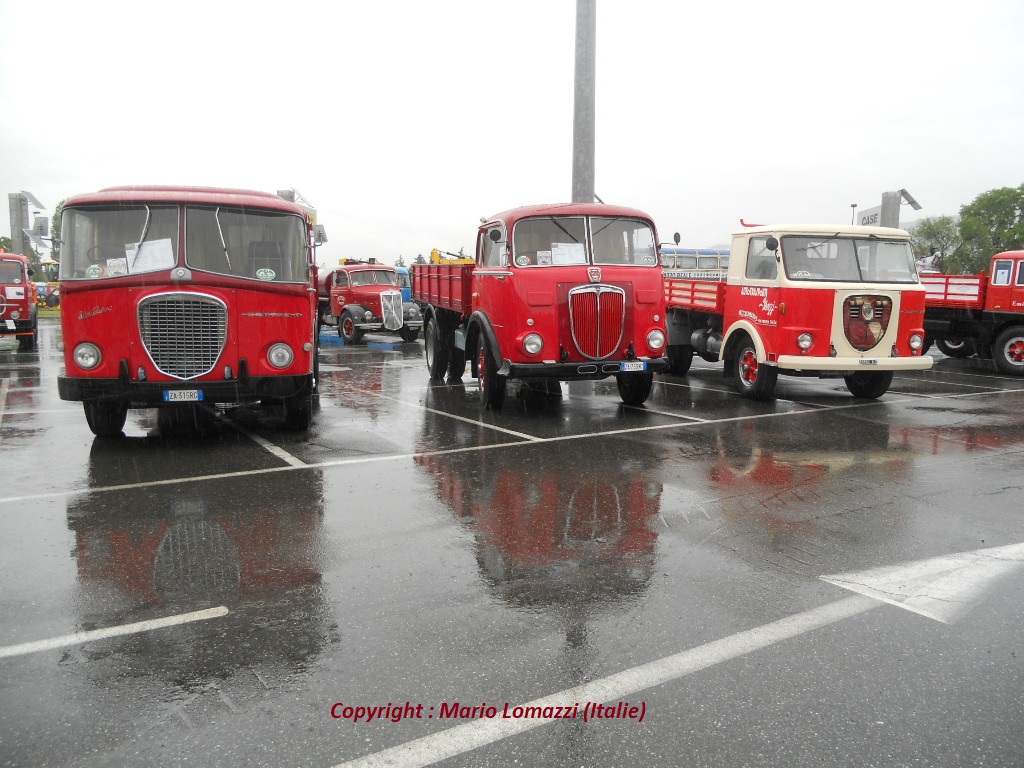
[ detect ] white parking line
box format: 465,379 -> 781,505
0,378 -> 7,427
0,606 -> 230,659
332,595 -> 878,768
212,408 -> 308,467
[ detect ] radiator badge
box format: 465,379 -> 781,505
588,267 -> 602,283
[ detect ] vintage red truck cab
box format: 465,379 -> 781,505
320,259 -> 423,343
920,250 -> 1024,373
413,203 -> 669,409
0,251 -> 38,351
663,224 -> 932,400
57,186 -> 323,435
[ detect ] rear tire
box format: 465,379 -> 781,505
399,326 -> 420,342
84,401 -> 127,437
338,311 -> 363,344
475,334 -> 506,410
447,348 -> 467,380
993,326 -> 1024,375
666,345 -> 693,376
936,338 -> 975,358
425,316 -> 450,380
731,335 -> 777,401
844,370 -> 893,399
616,371 -> 654,406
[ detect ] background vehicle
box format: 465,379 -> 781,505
57,185 -> 323,435
662,224 -> 932,400
921,250 -> 1024,373
322,259 -> 422,343
0,250 -> 38,351
413,203 -> 669,410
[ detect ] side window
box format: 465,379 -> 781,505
746,237 -> 777,280
992,260 -> 1012,286
478,226 -> 505,267
1015,261 -> 1024,286
335,270 -> 349,288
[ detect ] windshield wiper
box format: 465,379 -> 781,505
128,206 -> 153,269
214,207 -> 232,270
547,217 -> 580,243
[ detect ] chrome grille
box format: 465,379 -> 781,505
381,290 -> 403,331
569,285 -> 625,360
843,294 -> 892,352
138,293 -> 227,379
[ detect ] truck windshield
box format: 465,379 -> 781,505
781,236 -> 919,283
512,216 -> 657,267
60,205 -> 180,280
1,261 -> 24,283
185,206 -> 307,283
350,269 -> 398,287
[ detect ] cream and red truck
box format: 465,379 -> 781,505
662,224 -> 932,400
920,250 -> 1024,373
413,203 -> 670,409
57,185 -> 324,435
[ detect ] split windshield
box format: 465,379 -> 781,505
0,261 -> 24,283
512,216 -> 657,267
60,204 -> 308,283
781,236 -> 919,283
350,269 -> 398,287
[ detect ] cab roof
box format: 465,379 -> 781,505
483,203 -> 655,227
733,223 -> 911,238
62,185 -> 304,215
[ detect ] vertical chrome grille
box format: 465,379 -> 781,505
138,293 -> 228,379
381,290 -> 403,331
569,285 -> 625,360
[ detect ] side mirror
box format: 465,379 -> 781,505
312,224 -> 328,245
673,232 -> 681,245
27,268 -> 34,277
765,236 -> 779,251
488,228 -> 502,243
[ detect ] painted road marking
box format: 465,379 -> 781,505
0,606 -> 229,659
822,541 -> 1024,623
211,408 -> 308,468
0,377 -> 8,428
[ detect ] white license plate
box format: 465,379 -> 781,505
621,361 -> 647,372
163,389 -> 203,402
4,320 -> 14,330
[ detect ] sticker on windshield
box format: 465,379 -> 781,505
515,254 -> 530,266
256,268 -> 277,281
85,264 -> 103,278
642,254 -> 656,265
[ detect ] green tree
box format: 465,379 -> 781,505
908,216 -> 962,271
956,184 -> 1024,274
413,253 -> 427,264
0,236 -> 11,252
395,255 -> 406,267
50,200 -> 64,261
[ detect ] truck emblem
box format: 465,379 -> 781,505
588,267 -> 602,283
255,268 -> 277,281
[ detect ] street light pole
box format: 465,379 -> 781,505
571,0 -> 596,203
850,203 -> 857,225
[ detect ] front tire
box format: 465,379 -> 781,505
666,345 -> 693,376
399,326 -> 420,342
424,316 -> 451,380
844,370 -> 893,399
936,338 -> 975,358
475,334 -> 506,410
338,311 -> 363,344
84,401 -> 127,437
731,335 -> 777,401
993,326 -> 1024,375
616,371 -> 654,406
281,391 -> 313,430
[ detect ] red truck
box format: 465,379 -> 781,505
662,224 -> 932,400
413,203 -> 669,409
57,186 -> 324,435
920,250 -> 1024,374
0,251 -> 38,351
317,258 -> 423,343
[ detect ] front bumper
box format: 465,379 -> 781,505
503,357 -> 670,380
0,317 -> 34,336
775,354 -> 933,372
58,374 -> 313,405
355,319 -> 424,331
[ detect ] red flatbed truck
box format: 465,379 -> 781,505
920,250 -> 1024,373
413,203 -> 670,409
662,224 -> 932,400
0,251 -> 38,351
57,185 -> 324,435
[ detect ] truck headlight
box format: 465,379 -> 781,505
523,333 -> 543,355
10,310 -> 20,320
646,329 -> 666,350
73,342 -> 102,370
909,334 -> 924,351
797,333 -> 813,351
267,342 -> 294,369
407,305 -> 419,318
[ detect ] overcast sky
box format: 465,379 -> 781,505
2,0 -> 1022,265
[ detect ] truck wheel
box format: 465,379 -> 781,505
993,326 -> 1024,375
843,371 -> 893,399
425,316 -> 451,380
84,401 -> 127,437
666,345 -> 693,376
399,326 -> 420,342
936,338 -> 975,358
17,330 -> 37,352
447,348 -> 466,380
281,392 -> 313,430
475,335 -> 506,410
338,311 -> 363,344
731,335 -> 777,401
616,372 -> 654,406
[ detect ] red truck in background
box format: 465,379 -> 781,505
317,258 -> 423,343
920,250 -> 1024,374
57,186 -> 325,435
0,251 -> 38,351
413,203 -> 670,410
662,224 -> 932,400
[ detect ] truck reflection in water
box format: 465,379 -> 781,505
65,438 -> 332,689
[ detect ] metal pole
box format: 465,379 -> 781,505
571,0 -> 596,203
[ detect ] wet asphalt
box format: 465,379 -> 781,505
0,318 -> 1022,767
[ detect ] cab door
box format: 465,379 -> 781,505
984,257 -> 1016,311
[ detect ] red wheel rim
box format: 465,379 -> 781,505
739,349 -> 758,385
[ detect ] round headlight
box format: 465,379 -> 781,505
523,333 -> 543,355
797,333 -> 813,351
408,305 -> 419,317
267,342 -> 294,369
861,304 -> 875,321
73,342 -> 102,370
364,310 -> 373,321
10,310 -> 20,320
909,334 -> 924,350
646,329 -> 666,350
